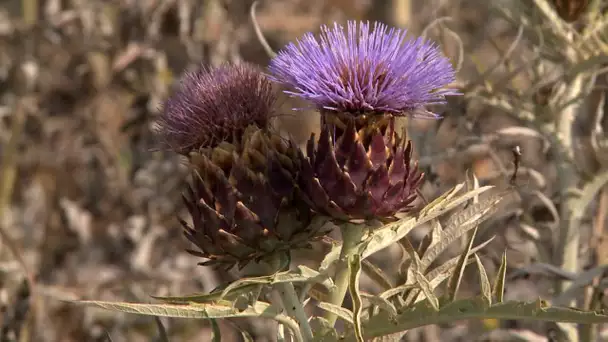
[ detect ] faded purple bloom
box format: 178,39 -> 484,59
269,21 -> 458,118
157,63 -> 275,154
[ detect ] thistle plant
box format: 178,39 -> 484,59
74,11 -> 608,342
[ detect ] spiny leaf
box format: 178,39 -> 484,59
76,300 -> 268,318
426,237 -> 494,286
403,237 -> 494,307
360,292 -> 398,317
151,284 -> 260,304
418,182 -> 466,217
399,237 -> 421,272
443,191 -> 504,235
474,254 -> 492,305
493,251 -> 508,303
153,266 -> 332,304
317,302 -> 354,325
75,300 -> 304,342
447,226 -> 478,302
361,260 -> 393,290
399,237 -> 422,291
320,185 -> 495,271
417,220 -> 443,257
414,272 -> 439,311
379,284 -> 416,301
343,296 -> 608,341
348,254 -> 364,342
320,240 -> 343,271
419,193 -> 504,273
221,265 -> 334,300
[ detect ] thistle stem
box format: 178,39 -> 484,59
324,223 -> 365,327
275,282 -> 314,341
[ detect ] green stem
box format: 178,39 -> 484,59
275,282 -> 313,341
324,223 -> 365,327
263,253 -> 313,341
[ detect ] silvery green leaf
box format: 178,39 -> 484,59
153,266 -> 332,304
341,297 -> 608,341
414,271 -> 439,311
474,254 -> 492,305
151,284 -> 260,304
320,240 -> 342,272
348,254 -> 364,342
316,302 -> 354,325
403,237 -> 494,307
493,251 -> 508,303
378,284 -> 416,301
399,237 -> 421,285
320,185 -> 495,271
419,193 -> 504,273
73,300 -> 304,341
220,265 -> 334,300
360,292 -> 398,317
418,182 -> 466,217
447,225 -> 478,302
417,219 -> 443,256
361,259 -> 393,290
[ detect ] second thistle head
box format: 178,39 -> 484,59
157,63 -> 330,270
269,21 -> 458,122
157,63 -> 275,154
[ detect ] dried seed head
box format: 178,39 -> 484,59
157,63 -> 276,154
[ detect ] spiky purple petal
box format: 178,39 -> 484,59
157,63 -> 275,154
269,21 -> 459,117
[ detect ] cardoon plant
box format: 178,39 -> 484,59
270,21 -> 460,324
157,63 -> 329,271
75,14 -> 608,342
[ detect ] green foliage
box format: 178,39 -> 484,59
71,176 -> 608,341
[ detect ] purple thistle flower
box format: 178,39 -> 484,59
269,21 -> 459,118
157,63 -> 276,154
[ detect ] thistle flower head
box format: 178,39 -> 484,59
269,21 -> 458,118
157,63 -> 276,154
182,127 -> 329,270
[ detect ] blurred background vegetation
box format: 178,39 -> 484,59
1,0 -> 608,341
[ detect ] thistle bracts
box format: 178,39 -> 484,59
182,126 -> 327,270
300,115 -> 423,222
